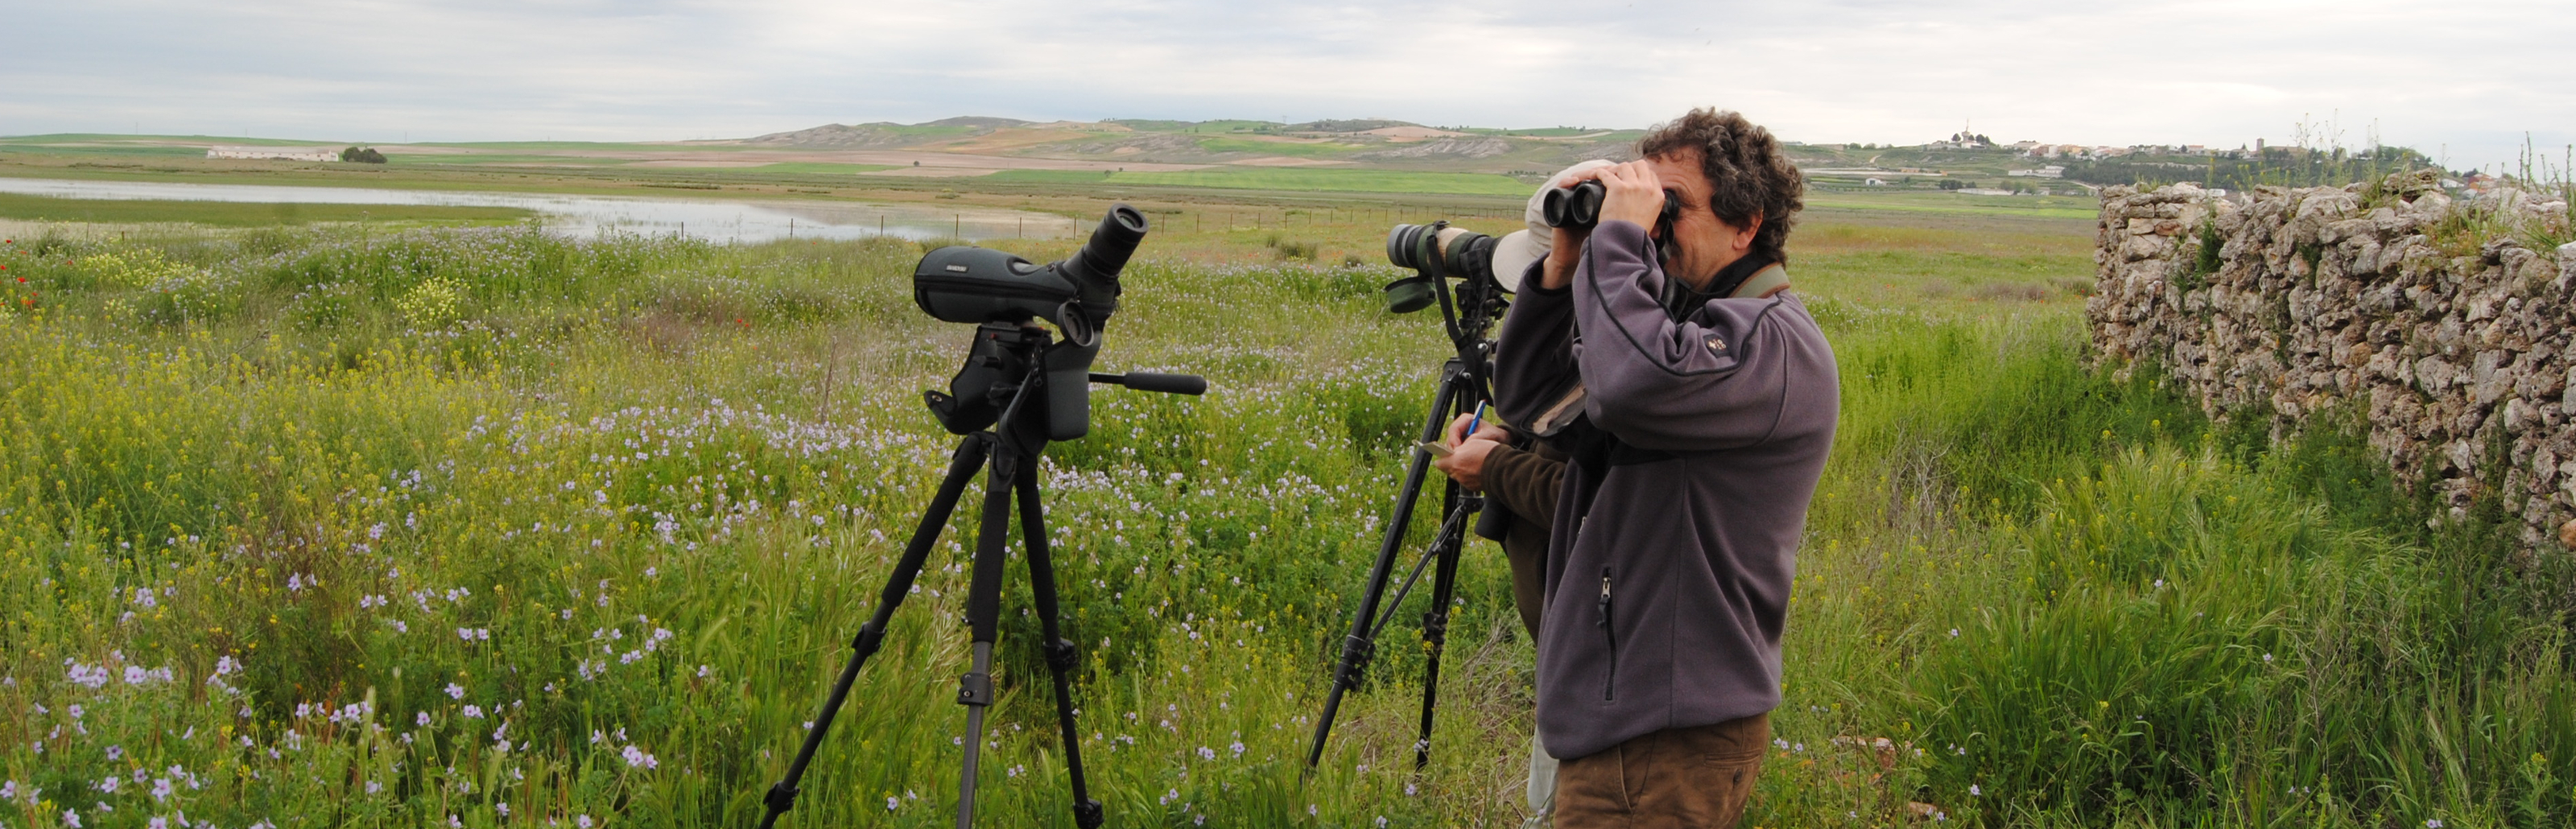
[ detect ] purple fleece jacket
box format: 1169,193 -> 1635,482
1492,220 -> 1839,761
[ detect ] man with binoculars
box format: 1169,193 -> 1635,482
1434,109 -> 1836,827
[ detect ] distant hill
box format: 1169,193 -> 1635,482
733,118 -> 1644,172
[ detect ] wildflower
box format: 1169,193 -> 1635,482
97,777 -> 120,794
448,683 -> 465,699
1230,740 -> 1245,757
622,744 -> 658,769
463,706 -> 485,719
578,816 -> 594,829
1970,784 -> 1982,796
1197,746 -> 1216,761
418,711 -> 431,726
886,797 -> 899,810
366,781 -> 382,794
1376,817 -> 1389,828
64,810 -> 80,828
106,744 -> 125,761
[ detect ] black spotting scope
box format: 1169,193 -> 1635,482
914,205 -> 1150,440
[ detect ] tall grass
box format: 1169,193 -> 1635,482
0,221 -> 2566,828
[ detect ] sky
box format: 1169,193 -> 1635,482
5,0 -> 2570,171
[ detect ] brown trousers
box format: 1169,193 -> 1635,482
1553,714 -> 1769,828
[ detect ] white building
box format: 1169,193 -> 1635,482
206,146 -> 340,162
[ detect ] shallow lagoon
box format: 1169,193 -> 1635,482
0,177 -> 1084,242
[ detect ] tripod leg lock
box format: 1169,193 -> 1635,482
1045,638 -> 1079,673
956,671 -> 994,707
1421,610 -> 1450,645
1075,798 -> 1104,829
1333,635 -> 1377,691
763,782 -> 799,815
851,621 -> 886,658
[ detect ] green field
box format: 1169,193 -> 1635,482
1806,192 -> 2101,220
982,167 -> 1534,196
0,192 -> 536,225
742,163 -> 898,175
0,198 -> 2569,829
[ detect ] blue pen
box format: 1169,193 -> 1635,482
1470,401 -> 1488,435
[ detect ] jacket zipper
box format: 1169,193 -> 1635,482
1598,567 -> 1617,702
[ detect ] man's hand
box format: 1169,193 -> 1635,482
1591,160 -> 1667,229
1430,413 -> 1513,491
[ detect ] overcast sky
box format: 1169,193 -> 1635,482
6,0 -> 2568,171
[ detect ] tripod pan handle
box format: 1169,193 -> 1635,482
1089,372 -> 1208,395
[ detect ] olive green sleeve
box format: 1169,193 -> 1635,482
1483,443 -> 1564,534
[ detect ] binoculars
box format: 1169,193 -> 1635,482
1541,179 -> 1682,230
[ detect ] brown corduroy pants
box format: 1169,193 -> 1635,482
1552,713 -> 1769,828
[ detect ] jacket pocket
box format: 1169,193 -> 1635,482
1597,567 -> 1617,702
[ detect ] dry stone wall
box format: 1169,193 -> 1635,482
2088,174 -> 2576,547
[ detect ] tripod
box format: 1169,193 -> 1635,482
1307,231 -> 1508,773
758,324 -> 1203,829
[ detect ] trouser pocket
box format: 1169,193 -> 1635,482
1596,567 -> 1616,702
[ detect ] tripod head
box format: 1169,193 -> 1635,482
925,322 -> 1206,447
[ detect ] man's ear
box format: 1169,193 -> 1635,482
1735,213 -> 1763,253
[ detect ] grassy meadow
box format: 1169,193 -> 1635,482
1,192 -> 2571,829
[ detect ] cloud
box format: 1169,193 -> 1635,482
5,0 -> 2566,167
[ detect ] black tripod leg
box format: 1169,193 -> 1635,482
1412,483 -> 1472,770
759,435 -> 990,829
1307,364 -> 1465,771
1014,462 -> 1105,828
953,449 -> 1017,829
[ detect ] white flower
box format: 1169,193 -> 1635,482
577,815 -> 594,829
463,705 -> 485,719
1197,746 -> 1215,761
63,810 -> 80,828
886,797 -> 899,810
417,711 -> 431,727
1970,784 -> 1982,796
446,683 -> 465,699
1230,740 -> 1245,757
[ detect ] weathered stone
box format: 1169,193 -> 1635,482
2095,182 -> 2576,556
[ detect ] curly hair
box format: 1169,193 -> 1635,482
1636,109 -> 1804,266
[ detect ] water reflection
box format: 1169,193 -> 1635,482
0,178 -> 1083,243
